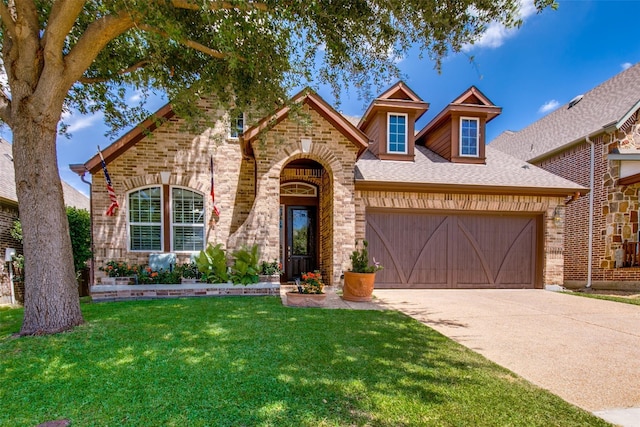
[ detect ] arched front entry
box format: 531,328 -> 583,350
280,159 -> 330,282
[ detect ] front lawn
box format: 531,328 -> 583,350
565,290 -> 640,306
0,297 -> 608,426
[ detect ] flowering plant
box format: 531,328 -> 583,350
99,260 -> 139,277
295,271 -> 324,294
349,240 -> 383,273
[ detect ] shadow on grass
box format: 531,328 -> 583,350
0,297 -> 607,427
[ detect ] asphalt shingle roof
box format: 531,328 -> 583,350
355,144 -> 585,193
490,62 -> 640,161
0,138 -> 89,210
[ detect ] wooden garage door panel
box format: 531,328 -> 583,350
455,216 -> 536,287
367,213 -> 449,287
366,211 -> 538,289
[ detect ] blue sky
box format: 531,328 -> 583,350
7,0 -> 640,196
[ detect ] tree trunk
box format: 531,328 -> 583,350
12,112 -> 84,335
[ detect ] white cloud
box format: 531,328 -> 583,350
538,99 -> 559,114
128,89 -> 143,103
463,0 -> 537,51
61,110 -> 103,133
621,62 -> 633,70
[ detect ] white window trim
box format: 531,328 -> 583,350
170,186 -> 206,253
228,112 -> 245,140
127,185 -> 164,253
459,117 -> 480,158
387,112 -> 408,154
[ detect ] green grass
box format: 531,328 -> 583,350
0,297 -> 609,427
564,291 -> 640,306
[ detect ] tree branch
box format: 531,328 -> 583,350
42,0 -> 86,66
0,1 -> 17,38
170,0 -> 267,12
61,12 -> 136,88
0,91 -> 12,126
78,59 -> 150,84
137,24 -> 237,61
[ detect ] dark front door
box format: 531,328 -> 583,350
286,206 -> 317,280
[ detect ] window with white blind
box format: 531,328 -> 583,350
129,187 -> 162,251
128,186 -> 205,252
172,187 -> 205,251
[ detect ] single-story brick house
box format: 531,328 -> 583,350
78,82 -> 585,289
491,62 -> 640,290
0,138 -> 90,304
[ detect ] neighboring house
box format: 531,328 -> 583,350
78,83 -> 584,290
491,62 -> 640,289
0,138 -> 90,304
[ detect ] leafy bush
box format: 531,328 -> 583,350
350,240 -> 383,273
138,266 -> 181,284
230,244 -> 260,285
175,262 -> 200,279
66,207 -> 92,272
195,244 -> 229,283
10,254 -> 24,283
100,261 -> 139,277
260,260 -> 282,276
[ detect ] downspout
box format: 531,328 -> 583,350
585,136 -> 595,288
70,165 -> 94,288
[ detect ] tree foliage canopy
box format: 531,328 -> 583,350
0,0 -> 556,135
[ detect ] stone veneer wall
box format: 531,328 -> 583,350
355,191 -> 565,286
0,203 -> 21,303
537,112 -> 640,287
92,101 -> 255,283
230,104 -> 359,286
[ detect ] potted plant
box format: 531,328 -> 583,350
286,271 -> 326,307
342,240 -> 382,302
259,260 -> 282,283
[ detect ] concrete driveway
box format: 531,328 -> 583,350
373,289 -> 640,425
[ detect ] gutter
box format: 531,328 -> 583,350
585,137 -> 595,288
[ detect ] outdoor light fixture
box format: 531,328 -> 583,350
301,138 -> 312,153
160,171 -> 171,185
553,206 -> 563,226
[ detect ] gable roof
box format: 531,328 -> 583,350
0,138 -> 89,210
355,144 -> 587,196
490,62 -> 640,162
84,103 -> 175,174
242,88 -> 370,158
416,86 -> 501,142
358,81 -> 430,130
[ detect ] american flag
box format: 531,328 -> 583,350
98,147 -> 119,216
210,155 -> 220,217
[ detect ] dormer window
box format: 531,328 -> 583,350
229,112 -> 244,139
387,113 -> 408,154
460,117 -> 479,157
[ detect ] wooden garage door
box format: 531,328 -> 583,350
366,211 -> 541,289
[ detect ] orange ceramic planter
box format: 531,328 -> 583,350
342,271 -> 376,302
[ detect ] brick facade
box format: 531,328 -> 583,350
355,191 -> 566,285
537,113 -> 640,288
92,102 -> 360,286
0,203 -> 21,304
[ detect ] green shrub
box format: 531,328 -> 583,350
195,244 -> 229,283
230,244 -> 260,285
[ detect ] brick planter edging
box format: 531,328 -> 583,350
90,282 -> 280,302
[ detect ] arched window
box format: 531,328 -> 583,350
280,182 -> 318,197
128,186 -> 205,252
